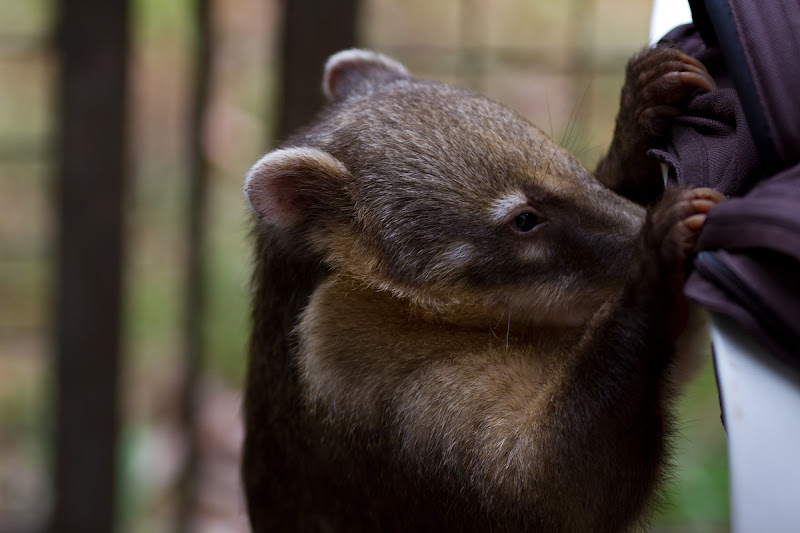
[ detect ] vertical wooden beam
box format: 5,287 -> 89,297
275,0 -> 360,142
176,0 -> 211,529
52,0 -> 129,531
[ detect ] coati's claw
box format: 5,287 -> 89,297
626,47 -> 716,138
596,48 -> 716,205
640,187 -> 724,337
650,187 -> 725,264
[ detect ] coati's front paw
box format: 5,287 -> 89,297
648,187 -> 725,266
642,187 -> 724,336
597,48 -> 716,204
621,47 -> 716,139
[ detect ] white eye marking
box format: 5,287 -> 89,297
516,241 -> 548,262
489,191 -> 528,223
441,242 -> 475,267
426,242 -> 476,281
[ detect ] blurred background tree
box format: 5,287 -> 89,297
0,0 -> 728,531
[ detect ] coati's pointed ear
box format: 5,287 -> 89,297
244,147 -> 350,227
323,49 -> 410,101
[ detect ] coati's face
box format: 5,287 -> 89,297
245,50 -> 645,327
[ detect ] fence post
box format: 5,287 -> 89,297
176,0 -> 212,529
52,0 -> 129,531
275,0 -> 360,142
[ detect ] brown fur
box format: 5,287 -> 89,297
241,48 -> 722,532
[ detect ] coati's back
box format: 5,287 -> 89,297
242,49 -> 713,532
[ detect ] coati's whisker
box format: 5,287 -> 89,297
506,309 -> 511,351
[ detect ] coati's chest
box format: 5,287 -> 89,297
296,273 -> 579,429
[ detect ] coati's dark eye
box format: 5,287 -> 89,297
513,212 -> 539,232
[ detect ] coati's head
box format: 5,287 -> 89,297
245,50 -> 645,327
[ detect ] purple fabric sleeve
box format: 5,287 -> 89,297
653,21 -> 800,365
726,0 -> 800,169
649,24 -> 761,196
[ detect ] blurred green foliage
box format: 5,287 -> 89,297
662,362 -> 730,529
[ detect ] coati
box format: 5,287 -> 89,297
242,47 -> 723,532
